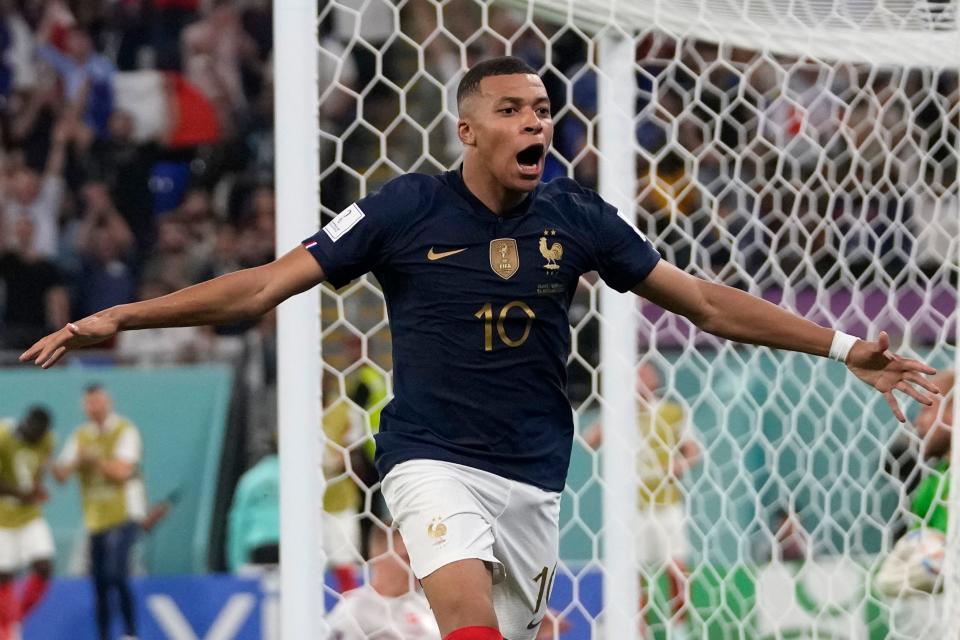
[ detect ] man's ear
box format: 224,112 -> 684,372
458,118 -> 476,146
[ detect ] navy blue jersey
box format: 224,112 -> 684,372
303,170 -> 660,491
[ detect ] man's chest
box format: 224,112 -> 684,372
383,211 -> 591,303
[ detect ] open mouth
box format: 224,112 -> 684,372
516,144 -> 545,175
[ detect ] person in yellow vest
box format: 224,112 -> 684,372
53,384 -> 146,640
346,362 -> 390,557
323,374 -> 366,593
584,362 -> 701,635
0,406 -> 55,640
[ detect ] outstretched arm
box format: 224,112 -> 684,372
21,245 -> 325,368
633,261 -> 939,421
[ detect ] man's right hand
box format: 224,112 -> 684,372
19,245 -> 326,369
20,314 -> 119,368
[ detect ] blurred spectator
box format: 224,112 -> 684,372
88,110 -> 161,254
141,217 -> 207,289
0,406 -> 54,640
326,525 -> 441,640
226,438 -> 278,572
0,215 -> 69,349
322,374 -> 365,593
181,0 -> 259,130
115,280 -> 209,366
584,362 -> 701,636
177,188 -> 217,252
53,384 -> 146,640
36,11 -> 115,139
152,0 -> 201,71
73,184 -> 136,317
1,117 -> 68,258
0,3 -> 38,100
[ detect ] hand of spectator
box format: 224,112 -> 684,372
19,314 -> 120,368
846,331 -> 940,422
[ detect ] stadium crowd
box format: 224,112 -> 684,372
1,0 -> 954,362
0,0 -> 274,357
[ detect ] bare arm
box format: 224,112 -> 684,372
633,261 -> 939,421
633,261 -> 834,356
52,461 -> 75,483
22,245 -> 325,367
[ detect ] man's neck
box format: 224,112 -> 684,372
461,159 -> 527,215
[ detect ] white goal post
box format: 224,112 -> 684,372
274,1 -> 960,638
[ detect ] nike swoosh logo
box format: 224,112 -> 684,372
526,616 -> 545,630
427,247 -> 468,261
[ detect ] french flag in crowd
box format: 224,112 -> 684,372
114,70 -> 220,148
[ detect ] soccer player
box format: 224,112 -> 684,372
327,524 -> 440,639
0,406 -> 55,640
583,362 -> 700,633
53,384 -> 146,640
20,56 -> 939,640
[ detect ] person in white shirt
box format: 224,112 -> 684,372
327,524 -> 440,640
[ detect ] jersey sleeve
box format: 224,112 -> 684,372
580,189 -> 660,292
57,433 -> 79,466
302,175 -> 425,288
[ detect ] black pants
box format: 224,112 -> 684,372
90,521 -> 138,640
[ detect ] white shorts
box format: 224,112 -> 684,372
323,509 -> 361,566
636,503 -> 689,570
0,518 -> 55,573
382,460 -> 561,640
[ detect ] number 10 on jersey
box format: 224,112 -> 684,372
474,301 -> 536,351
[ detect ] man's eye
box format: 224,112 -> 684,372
537,108 -> 551,116
500,108 -> 515,114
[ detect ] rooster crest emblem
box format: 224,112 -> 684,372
427,517 -> 448,545
539,229 -> 563,271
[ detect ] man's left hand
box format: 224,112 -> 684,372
846,331 -> 940,422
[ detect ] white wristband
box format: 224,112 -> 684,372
829,331 -> 859,363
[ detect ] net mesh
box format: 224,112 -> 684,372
314,1 -> 959,637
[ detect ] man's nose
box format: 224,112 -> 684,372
522,108 -> 543,133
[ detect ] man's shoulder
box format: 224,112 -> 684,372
537,177 -> 606,215
355,172 -> 446,223
370,172 -> 445,201
113,415 -> 139,432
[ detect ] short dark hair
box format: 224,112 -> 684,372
22,406 -> 51,432
84,383 -> 104,394
456,56 -> 539,112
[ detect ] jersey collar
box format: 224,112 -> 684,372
449,167 -> 538,220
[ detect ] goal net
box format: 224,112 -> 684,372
307,0 -> 959,638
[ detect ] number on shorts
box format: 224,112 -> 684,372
532,563 -> 558,613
